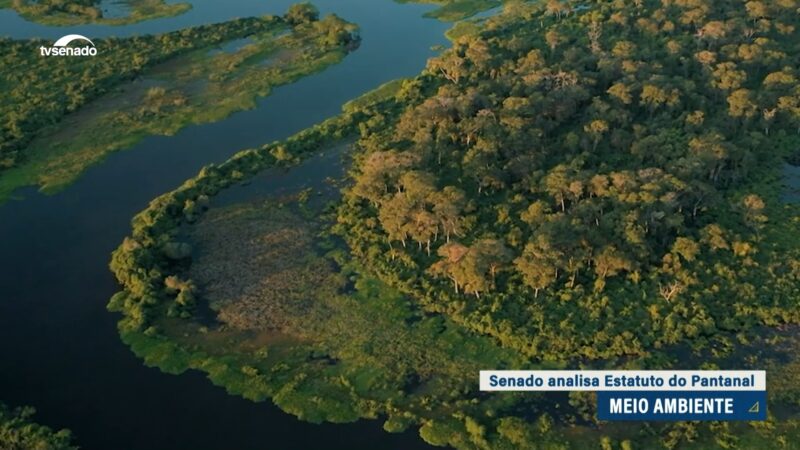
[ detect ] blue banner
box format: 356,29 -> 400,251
597,391 -> 766,421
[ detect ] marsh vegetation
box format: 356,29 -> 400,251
0,5 -> 358,201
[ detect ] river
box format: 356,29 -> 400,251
0,1 -> 450,448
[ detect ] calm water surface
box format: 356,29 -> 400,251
0,1 -> 448,448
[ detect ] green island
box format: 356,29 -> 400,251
0,401 -> 76,450
108,0 -> 800,449
0,4 -> 358,202
0,0 -> 192,26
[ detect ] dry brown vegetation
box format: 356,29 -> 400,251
188,197 -> 336,334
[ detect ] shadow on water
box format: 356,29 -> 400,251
0,0 -> 449,449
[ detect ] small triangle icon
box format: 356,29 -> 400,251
749,402 -> 760,413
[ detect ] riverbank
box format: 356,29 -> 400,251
0,8 -> 358,202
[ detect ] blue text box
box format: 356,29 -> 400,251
597,391 -> 766,421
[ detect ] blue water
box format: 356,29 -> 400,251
0,1 -> 449,449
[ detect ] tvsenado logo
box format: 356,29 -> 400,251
40,34 -> 97,57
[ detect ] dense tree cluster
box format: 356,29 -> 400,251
335,0 -> 800,359
0,401 -> 76,450
285,2 -> 319,26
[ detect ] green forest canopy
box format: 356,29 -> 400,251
336,0 -> 800,360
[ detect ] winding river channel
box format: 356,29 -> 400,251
0,1 -> 450,448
